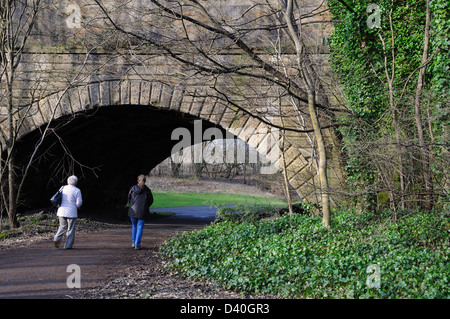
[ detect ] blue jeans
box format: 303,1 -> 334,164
130,217 -> 145,247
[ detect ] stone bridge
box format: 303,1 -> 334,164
1,0 -> 346,209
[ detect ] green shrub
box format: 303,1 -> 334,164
215,205 -> 280,223
160,207 -> 450,298
215,202 -> 313,224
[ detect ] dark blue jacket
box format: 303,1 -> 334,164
128,185 -> 153,219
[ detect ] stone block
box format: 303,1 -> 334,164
139,81 -> 151,106
150,82 -> 163,106
169,86 -> 186,112
236,116 -> 259,143
131,80 -> 144,105
78,85 -> 92,110
159,84 -> 174,109
208,100 -> 227,126
120,80 -> 130,105
99,81 -> 110,107
59,91 -> 74,115
88,82 -> 100,108
67,87 -> 83,114
179,91 -> 194,114
198,96 -> 218,122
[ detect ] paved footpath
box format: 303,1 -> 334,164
0,217 -> 208,299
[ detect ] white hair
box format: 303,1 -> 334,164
67,175 -> 78,185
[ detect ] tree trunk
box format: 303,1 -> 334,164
389,82 -> 405,210
378,10 -> 405,210
307,91 -> 331,227
7,51 -> 18,229
414,0 -> 433,210
283,0 -> 331,227
280,130 -> 293,222
8,150 -> 18,228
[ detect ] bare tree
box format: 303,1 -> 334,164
413,0 -> 433,210
0,0 -> 43,228
92,0 -> 339,227
328,0 -> 446,214
370,0 -> 441,213
0,0 -> 100,228
283,0 -> 330,226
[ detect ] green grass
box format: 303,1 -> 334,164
151,192 -> 286,208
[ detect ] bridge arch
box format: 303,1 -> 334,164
13,79 -> 343,208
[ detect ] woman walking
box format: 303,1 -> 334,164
128,174 -> 153,250
53,175 -> 83,249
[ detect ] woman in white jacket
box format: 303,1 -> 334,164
53,175 -> 83,249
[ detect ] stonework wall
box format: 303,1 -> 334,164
1,0 -> 347,205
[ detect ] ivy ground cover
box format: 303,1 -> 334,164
160,208 -> 449,298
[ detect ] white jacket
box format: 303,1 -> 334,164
56,185 -> 82,218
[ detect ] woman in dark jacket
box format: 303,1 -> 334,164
128,174 -> 153,250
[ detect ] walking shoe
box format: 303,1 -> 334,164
54,241 -> 59,248
134,245 -> 141,250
